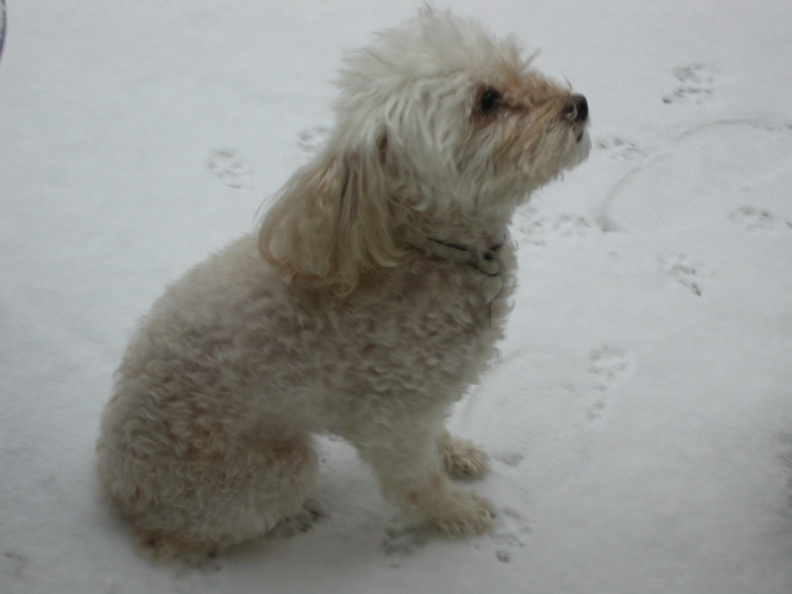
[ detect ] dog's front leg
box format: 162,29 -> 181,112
438,431 -> 490,481
349,416 -> 496,537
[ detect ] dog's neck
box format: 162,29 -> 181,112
403,227 -> 504,277
398,200 -> 518,275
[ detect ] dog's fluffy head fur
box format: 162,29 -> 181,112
259,8 -> 590,295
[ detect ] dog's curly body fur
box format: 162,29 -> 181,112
96,9 -> 590,561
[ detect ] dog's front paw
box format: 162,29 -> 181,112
440,434 -> 490,481
428,491 -> 496,538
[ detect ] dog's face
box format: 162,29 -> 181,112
334,9 -> 591,220
259,9 -> 590,294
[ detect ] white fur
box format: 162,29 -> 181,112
96,8 -> 590,561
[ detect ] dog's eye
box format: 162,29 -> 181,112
479,87 -> 502,114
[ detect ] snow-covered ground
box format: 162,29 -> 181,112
2,1 -> 791,592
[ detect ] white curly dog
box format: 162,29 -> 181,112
97,8 -> 590,561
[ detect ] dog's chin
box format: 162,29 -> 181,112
570,130 -> 592,167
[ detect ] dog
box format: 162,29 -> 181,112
96,7 -> 590,561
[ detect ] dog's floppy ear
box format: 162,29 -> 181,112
258,142 -> 402,296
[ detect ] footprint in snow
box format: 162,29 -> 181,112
270,499 -> 324,539
297,126 -> 329,155
206,148 -> 254,189
728,206 -> 780,232
172,557 -> 223,592
585,345 -> 633,420
774,430 -> 792,510
517,210 -> 595,246
383,505 -> 532,566
663,63 -> 717,105
599,118 -> 792,234
492,450 -> 525,468
595,135 -> 646,161
659,253 -> 703,296
476,506 -> 532,564
3,551 -> 28,579
382,523 -> 428,567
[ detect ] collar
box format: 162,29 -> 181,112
403,228 -> 503,277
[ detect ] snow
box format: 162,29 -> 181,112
0,2 -> 5,60
2,1 -> 791,592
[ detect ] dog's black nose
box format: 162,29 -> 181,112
565,94 -> 588,123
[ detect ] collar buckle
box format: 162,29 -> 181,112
405,229 -> 502,277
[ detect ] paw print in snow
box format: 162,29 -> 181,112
298,126 -> 329,155
595,135 -> 646,161
555,215 -> 593,238
206,148 -> 253,189
588,345 -> 631,391
3,551 -> 28,579
663,63 -> 717,105
486,507 -> 532,564
585,345 -> 633,419
271,500 -> 324,539
492,450 -> 525,468
519,213 -> 593,245
659,253 -> 702,296
382,524 -> 428,567
729,206 -> 778,232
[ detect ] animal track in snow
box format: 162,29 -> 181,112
383,504 -> 532,566
659,253 -> 703,296
484,506 -> 532,564
663,63 -> 717,105
492,450 -> 525,468
298,126 -> 329,155
595,135 -> 646,161
518,211 -> 594,245
585,345 -> 632,419
206,148 -> 253,189
778,430 -> 792,508
3,551 -> 28,579
172,557 -> 224,592
588,345 -> 631,391
271,500 -> 324,539
728,206 -> 779,232
382,524 -> 428,567
599,118 -> 792,234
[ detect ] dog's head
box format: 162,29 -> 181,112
259,8 -> 590,295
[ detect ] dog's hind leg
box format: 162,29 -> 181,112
124,434 -> 319,562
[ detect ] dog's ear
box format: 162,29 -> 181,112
258,141 -> 402,296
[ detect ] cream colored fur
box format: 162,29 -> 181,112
96,8 -> 590,562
